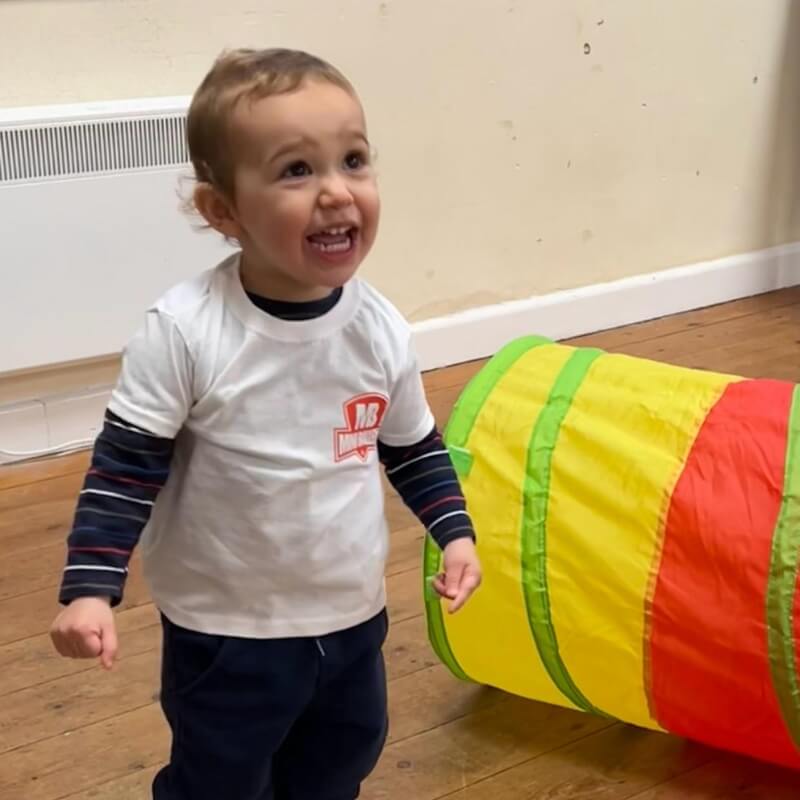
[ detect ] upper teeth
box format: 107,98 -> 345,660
323,227 -> 350,235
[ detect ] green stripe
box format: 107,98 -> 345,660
443,335 -> 553,476
766,385 -> 800,750
424,335 -> 552,681
521,347 -> 609,715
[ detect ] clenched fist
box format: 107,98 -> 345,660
50,596 -> 118,670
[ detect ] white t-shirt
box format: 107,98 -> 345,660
109,253 -> 434,638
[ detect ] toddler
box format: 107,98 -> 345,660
50,48 -> 481,800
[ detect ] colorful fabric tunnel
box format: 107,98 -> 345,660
423,335 -> 800,769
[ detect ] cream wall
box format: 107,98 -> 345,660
2,0 -> 799,322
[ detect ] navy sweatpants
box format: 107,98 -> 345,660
152,608 -> 389,800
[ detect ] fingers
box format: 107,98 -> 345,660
433,568 -> 463,600
444,562 -> 463,600
65,627 -> 102,658
50,622 -> 116,669
433,561 -> 482,613
50,633 -> 71,658
99,621 -> 118,670
448,568 -> 482,614
432,574 -> 448,597
50,598 -> 116,670
51,627 -> 97,658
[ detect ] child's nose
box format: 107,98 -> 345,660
319,174 -> 354,208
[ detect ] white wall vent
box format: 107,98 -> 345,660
0,115 -> 189,184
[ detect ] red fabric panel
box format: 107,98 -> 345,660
649,379 -> 800,769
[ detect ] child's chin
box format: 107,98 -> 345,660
308,254 -> 361,283
318,263 -> 360,288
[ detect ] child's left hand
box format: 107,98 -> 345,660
433,537 -> 482,613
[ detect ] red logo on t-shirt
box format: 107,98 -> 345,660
334,393 -> 389,462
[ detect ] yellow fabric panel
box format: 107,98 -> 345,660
442,343 -> 577,708
545,352 -> 734,728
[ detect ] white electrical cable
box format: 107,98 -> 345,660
0,437 -> 93,460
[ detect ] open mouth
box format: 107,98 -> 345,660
306,226 -> 358,255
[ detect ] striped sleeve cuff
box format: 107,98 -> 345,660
59,569 -> 128,607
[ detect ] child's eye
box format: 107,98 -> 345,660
343,150 -> 369,171
281,161 -> 312,179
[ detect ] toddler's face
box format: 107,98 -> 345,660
228,79 -> 380,300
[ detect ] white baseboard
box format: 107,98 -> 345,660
412,241 -> 800,371
2,242 -> 799,464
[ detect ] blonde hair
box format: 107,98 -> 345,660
186,48 -> 355,199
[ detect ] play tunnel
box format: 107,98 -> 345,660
423,335 -> 800,769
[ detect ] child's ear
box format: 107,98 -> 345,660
193,183 -> 242,240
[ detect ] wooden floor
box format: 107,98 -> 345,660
2,289 -> 800,799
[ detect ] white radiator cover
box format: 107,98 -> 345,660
0,97 -> 233,374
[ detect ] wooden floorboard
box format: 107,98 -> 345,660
1,289 -> 799,799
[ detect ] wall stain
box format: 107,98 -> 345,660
584,42 -> 592,55
500,120 -> 518,144
581,229 -> 593,243
409,290 -> 511,322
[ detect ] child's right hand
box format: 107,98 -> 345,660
50,596 -> 118,670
